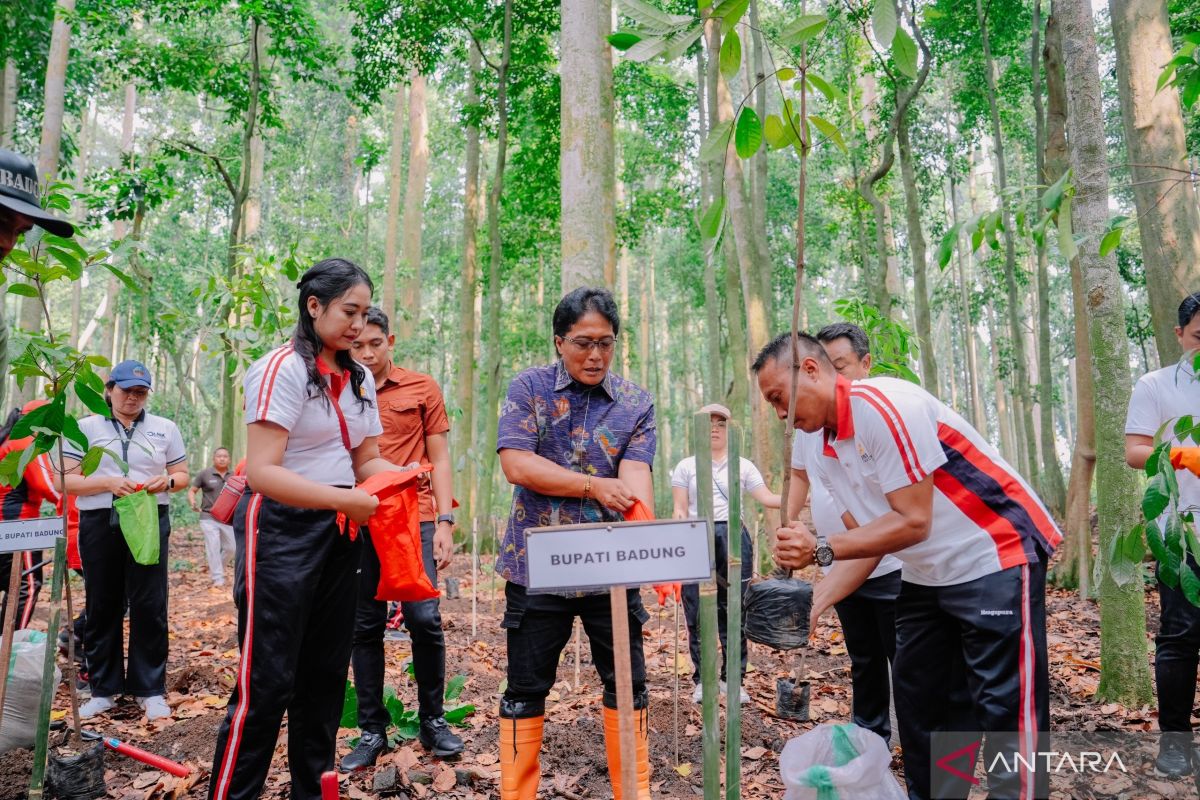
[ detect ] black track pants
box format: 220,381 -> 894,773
833,569 -> 900,742
78,506 -> 169,697
1155,561 -> 1200,732
681,522 -> 753,684
209,493 -> 360,800
351,522 -> 445,732
893,560 -> 1049,800
501,581 -> 649,715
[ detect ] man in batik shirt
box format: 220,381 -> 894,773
495,287 -> 656,800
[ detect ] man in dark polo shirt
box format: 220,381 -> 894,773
341,306 -> 462,769
189,447 -> 235,588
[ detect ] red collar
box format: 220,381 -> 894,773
316,357 -> 350,397
833,375 -> 855,440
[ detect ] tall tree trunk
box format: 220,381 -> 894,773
1058,0 -> 1153,706
69,100 -> 95,348
382,86 -> 407,334
455,46 -> 481,528
639,255 -> 650,388
697,49 -> 723,399
476,0 -> 511,528
723,240 -> 749,413
398,70 -> 429,337
84,83 -> 135,356
896,113 -> 938,395
20,0 -> 75,351
0,58 -> 15,147
947,167 -> 985,430
749,0 -> 772,327
705,13 -> 777,521
560,0 -> 615,291
1109,0 -> 1200,366
977,0 -> 1040,486
1032,0 -> 1068,517
220,19 -> 262,456
1045,10 -> 1094,594
858,1 -> 931,320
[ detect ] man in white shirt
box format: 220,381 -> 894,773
755,332 -> 1060,800
787,323 -> 903,743
1124,292 -> 1200,777
671,403 -> 779,704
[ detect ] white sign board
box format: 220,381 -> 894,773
525,518 -> 713,594
0,516 -> 63,554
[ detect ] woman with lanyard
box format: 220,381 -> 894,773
62,360 -> 188,721
495,287 -> 657,800
208,258 -> 418,800
670,404 -> 779,704
0,400 -> 67,633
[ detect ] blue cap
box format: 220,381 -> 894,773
109,360 -> 152,390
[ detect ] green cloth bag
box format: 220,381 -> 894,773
114,490 -> 160,565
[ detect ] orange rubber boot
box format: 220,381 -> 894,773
603,706 -> 652,800
499,716 -> 543,800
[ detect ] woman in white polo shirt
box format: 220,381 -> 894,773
208,258 -> 419,800
1125,292 -> 1200,777
62,359 -> 189,721
671,403 -> 780,704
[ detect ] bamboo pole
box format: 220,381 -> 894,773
673,600 -> 680,767
693,412 -> 721,800
573,618 -> 581,690
725,424 -> 743,800
28,538 -> 66,800
0,551 -> 24,730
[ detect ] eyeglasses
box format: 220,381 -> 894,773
560,336 -> 617,354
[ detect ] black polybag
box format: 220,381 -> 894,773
743,577 -> 813,651
46,741 -> 106,800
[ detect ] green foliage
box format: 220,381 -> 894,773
734,106 -> 761,158
340,676 -> 476,744
0,185 -> 119,488
871,0 -> 897,48
1157,32 -> 1200,110
831,298 -> 920,384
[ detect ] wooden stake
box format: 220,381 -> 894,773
673,599 -> 680,767
471,519 -> 478,639
609,585 -> 638,800
0,550 -> 25,731
573,617 -> 581,690
64,575 -> 82,744
28,539 -> 67,800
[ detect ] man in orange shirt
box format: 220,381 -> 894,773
341,306 -> 462,769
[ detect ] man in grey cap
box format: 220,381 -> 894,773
671,403 -> 780,703
0,147 -> 75,260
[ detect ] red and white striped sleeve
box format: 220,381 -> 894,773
243,346 -> 304,431
849,381 -> 947,494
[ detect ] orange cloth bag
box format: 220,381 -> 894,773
359,466 -> 439,602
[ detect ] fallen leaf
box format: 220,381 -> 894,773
432,766 -> 457,792
475,752 -> 498,766
743,746 -> 767,760
674,763 -> 692,777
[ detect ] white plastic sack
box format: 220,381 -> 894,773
781,722 -> 907,800
0,630 -> 62,753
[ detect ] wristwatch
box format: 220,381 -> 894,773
814,537 -> 835,568
436,513 -> 455,526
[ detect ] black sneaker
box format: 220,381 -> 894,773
419,717 -> 464,758
339,731 -> 388,772
1156,733 -> 1192,777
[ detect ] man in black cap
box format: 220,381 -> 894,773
0,147 -> 75,260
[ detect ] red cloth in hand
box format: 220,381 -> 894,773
623,500 -> 682,605
361,467 -> 438,602
1170,447 -> 1200,477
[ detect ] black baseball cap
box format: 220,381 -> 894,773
0,148 -> 74,238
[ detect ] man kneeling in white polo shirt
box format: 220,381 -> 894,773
754,332 -> 1061,800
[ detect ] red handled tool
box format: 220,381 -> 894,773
80,730 -> 190,777
321,771 -> 339,800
